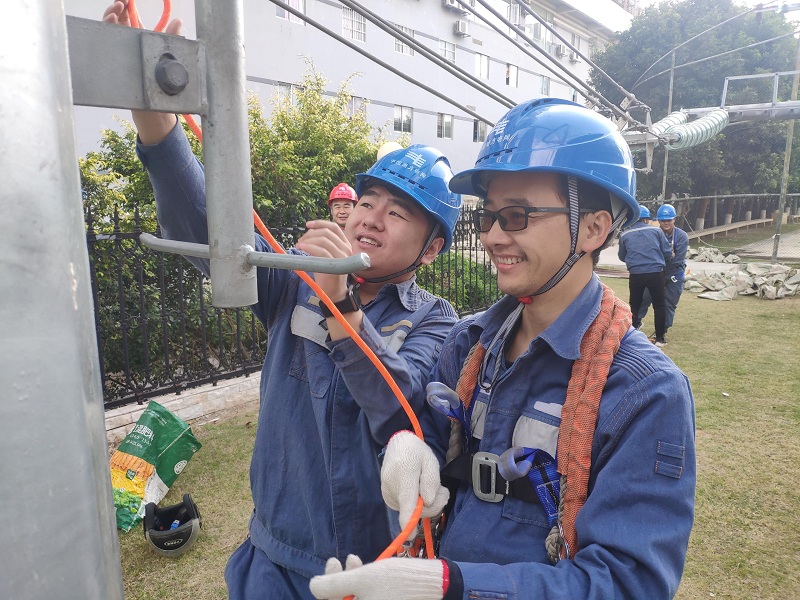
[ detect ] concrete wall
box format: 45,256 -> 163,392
105,374 -> 260,448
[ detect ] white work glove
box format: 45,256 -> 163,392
381,431 -> 449,541
310,555 -> 446,600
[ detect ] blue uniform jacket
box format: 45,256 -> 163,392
425,277 -> 696,599
137,123 -> 458,577
618,222 -> 673,274
666,227 -> 690,282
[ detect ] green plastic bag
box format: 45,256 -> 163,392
109,401 -> 202,532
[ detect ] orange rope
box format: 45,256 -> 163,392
129,0 -> 435,562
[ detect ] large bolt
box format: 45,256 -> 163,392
155,57 -> 189,96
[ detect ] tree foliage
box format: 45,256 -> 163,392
591,0 -> 799,200
249,65 -> 393,223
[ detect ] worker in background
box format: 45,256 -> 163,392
617,204 -> 673,347
637,203 -> 689,339
310,99 -> 695,600
327,182 -> 357,229
101,3 -> 463,598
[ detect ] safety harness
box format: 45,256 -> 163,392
441,284 -> 631,562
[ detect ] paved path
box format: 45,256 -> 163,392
735,227 -> 800,262
597,243 -> 737,276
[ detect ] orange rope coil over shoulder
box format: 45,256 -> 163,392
130,0 -> 434,567
554,283 -> 631,559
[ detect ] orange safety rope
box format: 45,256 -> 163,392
555,283 -> 631,558
128,0 -> 435,563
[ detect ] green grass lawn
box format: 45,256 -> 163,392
117,277 -> 800,599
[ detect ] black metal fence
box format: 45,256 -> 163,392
86,206 -> 499,409
87,192 -> 797,409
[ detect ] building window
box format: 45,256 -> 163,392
528,9 -> 554,44
473,120 -> 487,143
571,32 -> 582,53
343,7 -> 366,42
507,1 -> 523,28
347,96 -> 366,116
475,53 -> 489,79
437,113 -> 453,139
540,76 -> 550,95
506,63 -> 518,87
277,82 -> 301,105
394,24 -> 415,56
439,40 -> 455,63
276,0 -> 305,24
394,105 -> 413,133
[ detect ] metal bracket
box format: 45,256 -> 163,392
139,233 -> 370,274
67,17 -> 206,114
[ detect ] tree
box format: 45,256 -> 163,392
591,0 -> 799,202
249,65 -> 394,224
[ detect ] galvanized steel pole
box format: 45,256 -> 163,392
195,0 -> 258,307
771,34 -> 800,263
0,1 -> 124,598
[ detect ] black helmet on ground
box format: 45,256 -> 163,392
143,493 -> 202,557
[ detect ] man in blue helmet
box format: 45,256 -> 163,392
310,99 -> 695,600
102,6 -> 462,598
617,204 -> 673,346
638,204 -> 690,338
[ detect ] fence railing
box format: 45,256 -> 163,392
86,207 -> 499,409
642,193 -> 800,232
87,195 -> 798,409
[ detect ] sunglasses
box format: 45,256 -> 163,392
472,205 -> 571,232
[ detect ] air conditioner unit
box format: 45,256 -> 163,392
569,51 -> 581,63
555,44 -> 568,57
453,20 -> 470,36
442,0 -> 464,12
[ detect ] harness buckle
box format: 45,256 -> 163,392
471,452 -> 505,503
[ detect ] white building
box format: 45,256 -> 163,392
66,0 -> 636,171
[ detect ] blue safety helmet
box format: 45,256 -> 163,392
449,98 -> 638,228
657,203 -> 677,220
639,204 -> 651,219
356,144 -> 462,253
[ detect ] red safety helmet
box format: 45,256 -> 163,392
328,183 -> 357,206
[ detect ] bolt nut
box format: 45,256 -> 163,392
155,58 -> 189,96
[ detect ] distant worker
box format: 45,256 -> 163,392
638,203 -> 689,338
618,204 -> 672,347
327,182 -> 357,229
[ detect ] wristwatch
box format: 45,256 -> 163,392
319,284 -> 362,318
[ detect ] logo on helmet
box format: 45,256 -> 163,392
492,117 -> 509,138
405,151 -> 426,168
163,538 -> 185,547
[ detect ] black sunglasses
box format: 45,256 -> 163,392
472,205 -> 570,232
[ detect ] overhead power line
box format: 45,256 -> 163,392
268,0 -> 496,125
458,0 -> 648,128
337,0 -> 516,109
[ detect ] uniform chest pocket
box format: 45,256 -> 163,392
289,305 -> 333,398
502,405 -> 562,527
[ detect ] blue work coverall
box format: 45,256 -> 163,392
617,221 -> 673,338
639,226 -> 690,329
137,123 -> 458,598
425,276 -> 696,599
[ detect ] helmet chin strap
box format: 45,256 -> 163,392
516,177 -> 627,304
356,225 -> 440,285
